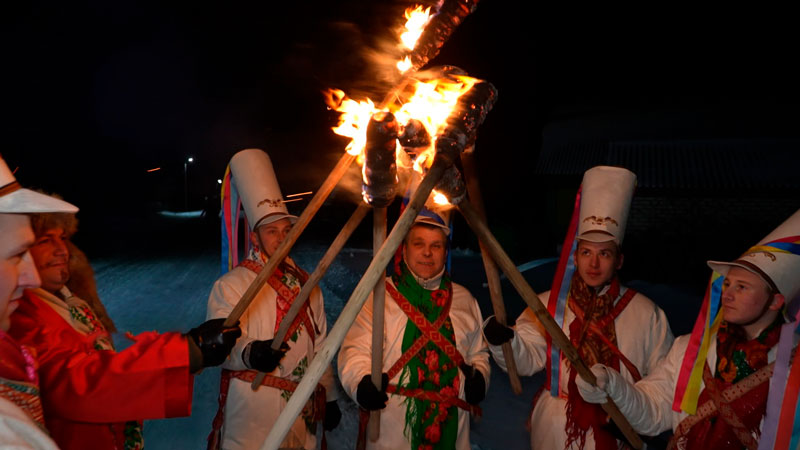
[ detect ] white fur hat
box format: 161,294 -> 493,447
708,209 -> 800,301
577,166 -> 636,245
229,149 -> 297,230
0,156 -> 77,213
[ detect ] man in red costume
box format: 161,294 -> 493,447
10,200 -> 243,450
0,155 -> 74,449
576,209 -> 800,449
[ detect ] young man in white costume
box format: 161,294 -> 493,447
576,209 -> 800,450
0,155 -> 74,449
206,148 -> 340,450
338,208 -> 490,450
483,166 -> 674,450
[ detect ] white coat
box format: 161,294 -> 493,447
489,288 -> 674,450
338,278 -> 490,450
207,261 -> 337,450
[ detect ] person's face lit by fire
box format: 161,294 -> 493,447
574,239 -> 623,288
403,224 -> 447,280
0,214 -> 40,331
29,226 -> 70,294
721,266 -> 784,339
251,218 -> 292,258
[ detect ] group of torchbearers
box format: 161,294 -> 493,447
0,146 -> 797,450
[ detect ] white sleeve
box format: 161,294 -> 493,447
337,292 -> 375,403
462,293 -> 490,394
491,303 -> 549,376
606,335 -> 688,436
310,286 -> 339,401
641,301 -> 675,376
0,398 -> 59,450
206,276 -> 255,370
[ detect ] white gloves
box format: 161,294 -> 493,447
575,364 -> 613,404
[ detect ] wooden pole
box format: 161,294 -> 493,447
224,152 -> 357,327
457,199 -> 645,450
460,150 -> 522,395
259,157 -> 451,450
249,203 -> 371,390
368,207 -> 387,441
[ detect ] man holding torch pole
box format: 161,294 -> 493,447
206,149 -> 340,450
483,166 -> 674,450
338,205 -> 490,450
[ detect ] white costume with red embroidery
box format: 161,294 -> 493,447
489,288 -> 673,450
206,257 -> 336,450
338,276 -> 490,450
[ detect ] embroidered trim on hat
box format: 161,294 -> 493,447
257,198 -> 282,208
582,216 -> 618,227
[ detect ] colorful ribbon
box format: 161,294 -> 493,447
220,165 -> 248,275
672,271 -> 724,414
544,186 -> 581,396
759,306 -> 800,450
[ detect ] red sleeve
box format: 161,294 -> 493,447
11,294 -> 193,423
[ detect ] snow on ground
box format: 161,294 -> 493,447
92,236 -> 700,449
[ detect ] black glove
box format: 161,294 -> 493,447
356,373 -> 388,411
460,363 -> 486,405
483,316 -> 514,346
323,400 -> 341,431
245,339 -> 289,373
187,319 -> 242,368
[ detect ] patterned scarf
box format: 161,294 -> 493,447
0,330 -> 44,429
244,247 -> 309,340
679,317 -> 783,450
565,274 -> 623,450
393,261 -> 459,450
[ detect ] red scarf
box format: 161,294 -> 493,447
678,319 -> 782,450
564,275 -> 636,450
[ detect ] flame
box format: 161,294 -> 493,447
432,190 -> 450,206
325,89 -> 378,156
324,5 -> 479,208
396,57 -> 412,73
400,6 -> 432,51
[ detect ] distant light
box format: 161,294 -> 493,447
147,167 -> 161,172
217,179 -> 222,184
187,157 -> 194,163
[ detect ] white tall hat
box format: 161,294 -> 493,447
229,149 -> 297,230
0,156 -> 78,213
577,166 -> 637,245
708,209 -> 800,301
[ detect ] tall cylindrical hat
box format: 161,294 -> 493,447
0,155 -> 78,213
228,149 -> 297,230
708,209 -> 800,301
577,166 -> 637,245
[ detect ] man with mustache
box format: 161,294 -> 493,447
483,166 -> 674,450
576,209 -> 800,449
11,196 -> 242,449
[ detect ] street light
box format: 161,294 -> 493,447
184,156 -> 194,210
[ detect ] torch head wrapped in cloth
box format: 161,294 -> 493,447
228,149 -> 297,230
577,166 -> 637,246
363,112 -> 399,207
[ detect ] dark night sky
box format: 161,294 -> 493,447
3,2 -> 800,262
